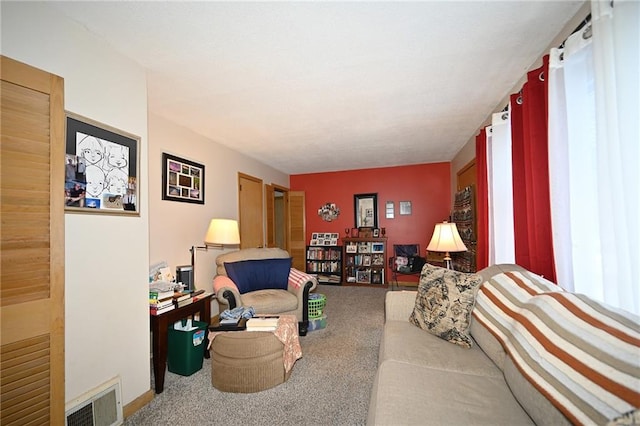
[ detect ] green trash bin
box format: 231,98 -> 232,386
167,319 -> 208,376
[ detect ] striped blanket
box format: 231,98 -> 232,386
473,271 -> 640,425
288,268 -> 316,290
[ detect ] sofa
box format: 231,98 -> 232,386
213,247 -> 318,335
367,263 -> 639,425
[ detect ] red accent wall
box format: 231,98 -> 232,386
290,162 -> 451,283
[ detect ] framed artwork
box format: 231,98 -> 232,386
354,193 -> 378,228
346,242 -> 358,253
65,112 -> 140,215
356,269 -> 371,284
373,228 -> 380,237
162,153 -> 205,204
399,201 -> 412,215
386,201 -> 395,219
371,242 -> 385,253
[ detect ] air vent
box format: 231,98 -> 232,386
65,377 -> 122,426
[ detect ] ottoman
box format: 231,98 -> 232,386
210,331 -> 291,393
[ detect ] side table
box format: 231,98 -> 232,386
150,293 -> 213,393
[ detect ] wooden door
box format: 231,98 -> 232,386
266,184 -> 289,251
238,173 -> 264,248
457,159 -> 476,191
265,184 -> 275,248
0,56 -> 65,425
288,191 -> 306,270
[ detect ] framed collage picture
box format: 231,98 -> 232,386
64,112 -> 140,215
161,153 -> 205,204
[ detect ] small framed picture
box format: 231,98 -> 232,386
356,269 -> 371,284
386,201 -> 395,219
363,255 -> 372,266
312,232 -> 319,239
346,242 -> 358,253
399,201 -> 412,215
371,242 -> 384,253
373,228 -> 380,237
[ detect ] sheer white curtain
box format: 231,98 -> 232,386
486,111 -> 515,265
548,0 -> 639,315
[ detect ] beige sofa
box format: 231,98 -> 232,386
213,247 -> 317,335
367,264 -> 639,425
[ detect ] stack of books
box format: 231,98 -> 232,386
150,288 -> 208,315
149,289 -> 175,315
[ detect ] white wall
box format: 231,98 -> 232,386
148,113 -> 289,313
1,2 -> 150,407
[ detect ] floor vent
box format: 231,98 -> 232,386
65,377 -> 123,426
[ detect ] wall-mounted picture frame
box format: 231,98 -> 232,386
399,200 -> 412,215
65,112 -> 140,216
162,153 -> 205,204
354,193 -> 378,228
386,201 -> 395,219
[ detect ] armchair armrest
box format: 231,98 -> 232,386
288,268 -> 318,336
213,275 -> 241,310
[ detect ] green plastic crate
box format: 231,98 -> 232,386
167,320 -> 208,376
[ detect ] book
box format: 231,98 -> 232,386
149,289 -> 175,301
173,292 -> 191,302
173,298 -> 193,308
246,317 -> 279,331
150,298 -> 175,309
150,304 -> 175,315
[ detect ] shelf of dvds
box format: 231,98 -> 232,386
341,237 -> 387,287
305,245 -> 342,285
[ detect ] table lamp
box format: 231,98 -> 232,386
426,221 -> 467,270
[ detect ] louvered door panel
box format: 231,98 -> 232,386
288,191 -> 306,270
0,55 -> 65,426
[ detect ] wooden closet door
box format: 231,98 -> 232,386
1,56 -> 65,425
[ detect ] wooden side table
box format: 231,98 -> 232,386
150,293 -> 213,393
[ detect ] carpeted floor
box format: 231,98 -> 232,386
125,284 -> 389,426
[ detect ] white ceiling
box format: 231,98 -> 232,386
51,1 -> 585,175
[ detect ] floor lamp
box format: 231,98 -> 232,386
427,221 -> 467,270
189,218 -> 240,288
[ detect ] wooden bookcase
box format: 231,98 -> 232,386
341,237 -> 387,287
306,245 -> 342,285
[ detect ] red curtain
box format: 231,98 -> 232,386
509,56 -> 557,282
475,128 -> 489,271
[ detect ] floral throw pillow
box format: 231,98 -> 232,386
409,264 -> 483,348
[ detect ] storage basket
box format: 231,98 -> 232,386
308,293 -> 326,319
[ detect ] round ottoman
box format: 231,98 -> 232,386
210,331 -> 291,393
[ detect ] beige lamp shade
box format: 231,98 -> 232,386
204,219 -> 240,246
427,220 -> 467,267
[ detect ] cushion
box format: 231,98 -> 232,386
409,264 -> 482,348
224,258 -> 292,293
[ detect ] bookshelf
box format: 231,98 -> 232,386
341,237 -> 387,287
306,245 -> 342,285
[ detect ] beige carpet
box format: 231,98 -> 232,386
125,284 -> 390,426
